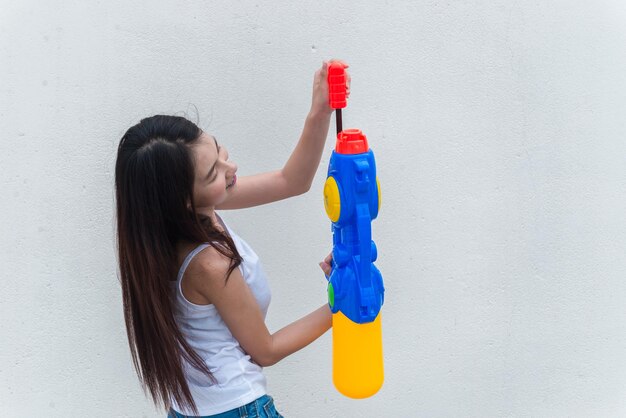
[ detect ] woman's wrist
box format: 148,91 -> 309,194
308,107 -> 333,122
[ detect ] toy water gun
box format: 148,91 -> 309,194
323,62 -> 384,398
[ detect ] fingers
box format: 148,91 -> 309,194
319,261 -> 332,277
319,252 -> 334,277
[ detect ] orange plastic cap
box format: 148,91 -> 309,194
335,129 -> 369,155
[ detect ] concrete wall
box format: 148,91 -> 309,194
2,1 -> 626,416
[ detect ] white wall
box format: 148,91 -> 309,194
2,1 -> 626,416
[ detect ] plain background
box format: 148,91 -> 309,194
2,1 -> 626,417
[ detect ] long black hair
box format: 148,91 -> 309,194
115,115 -> 242,413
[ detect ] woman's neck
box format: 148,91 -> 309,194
196,206 -> 217,223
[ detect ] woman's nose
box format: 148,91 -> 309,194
226,160 -> 238,174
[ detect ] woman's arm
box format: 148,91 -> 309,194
184,246 -> 332,367
265,304 -> 332,366
216,110 -> 331,210
280,60 -> 348,194
217,60 -> 349,210
281,110 -> 332,194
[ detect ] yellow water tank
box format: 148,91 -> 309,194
332,310 -> 384,398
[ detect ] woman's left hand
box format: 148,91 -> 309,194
310,59 -> 350,116
319,252 -> 333,277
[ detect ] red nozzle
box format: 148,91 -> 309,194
335,129 -> 369,155
328,62 -> 348,109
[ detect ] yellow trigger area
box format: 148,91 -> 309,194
324,176 -> 341,222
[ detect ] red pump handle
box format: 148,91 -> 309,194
328,62 -> 349,109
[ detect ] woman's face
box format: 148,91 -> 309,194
191,133 -> 238,214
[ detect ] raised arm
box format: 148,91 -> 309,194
216,111 -> 331,210
217,60 -> 349,210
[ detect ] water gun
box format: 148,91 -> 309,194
323,62 -> 384,399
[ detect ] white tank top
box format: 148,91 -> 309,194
169,216 -> 271,415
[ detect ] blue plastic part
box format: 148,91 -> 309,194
326,148 -> 384,324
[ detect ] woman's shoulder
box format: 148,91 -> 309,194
177,242 -> 235,305
176,241 -> 230,276
192,245 -> 232,274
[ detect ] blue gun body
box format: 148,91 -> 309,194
325,146 -> 384,324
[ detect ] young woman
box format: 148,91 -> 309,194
115,60 -> 348,417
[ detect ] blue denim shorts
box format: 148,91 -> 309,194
167,395 -> 284,418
